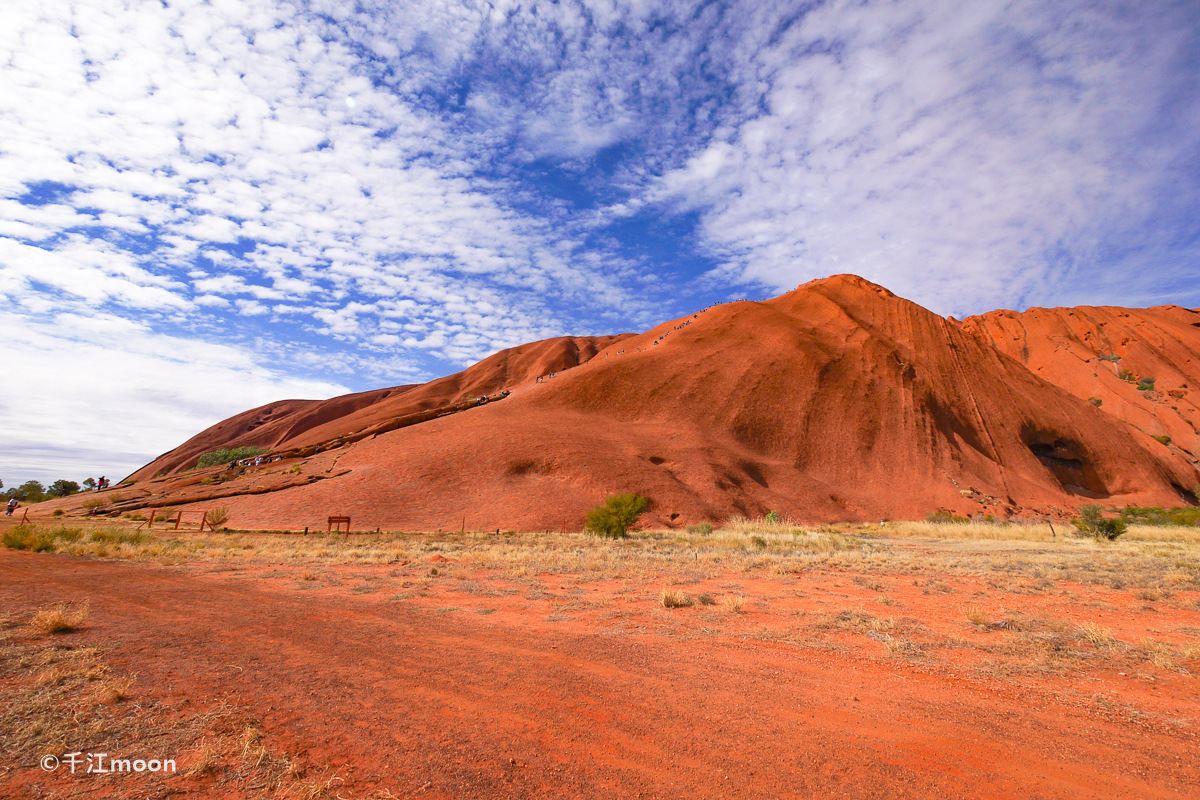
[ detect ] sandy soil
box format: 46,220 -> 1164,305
2,538 -> 1198,799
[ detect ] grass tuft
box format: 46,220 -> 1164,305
660,589 -> 694,608
1078,622 -> 1118,648
723,595 -> 746,613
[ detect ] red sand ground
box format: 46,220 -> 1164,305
38,275 -> 1200,532
3,544 -> 1197,799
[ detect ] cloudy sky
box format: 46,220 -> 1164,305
2,0 -> 1198,486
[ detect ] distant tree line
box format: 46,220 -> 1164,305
1,477 -> 103,504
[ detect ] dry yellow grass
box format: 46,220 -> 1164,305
1078,622 -> 1118,648
0,625 -> 343,794
964,606 -> 992,626
882,521 -> 1059,541
8,517 -> 1199,596
723,595 -> 746,613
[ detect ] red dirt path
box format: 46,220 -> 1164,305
3,548 -> 1197,799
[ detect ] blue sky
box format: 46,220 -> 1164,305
2,0 -> 1199,485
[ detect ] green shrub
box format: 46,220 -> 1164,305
926,511 -> 970,524
1137,377 -> 1156,391
585,493 -> 648,538
1118,505 -> 1200,526
1072,504 -> 1127,541
1152,434 -> 1171,446
686,521 -> 714,536
1098,354 -> 1121,362
1088,397 -> 1103,406
195,446 -> 269,469
3,525 -> 56,552
763,510 -> 781,524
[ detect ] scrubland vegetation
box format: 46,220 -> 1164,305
5,514 -> 1198,597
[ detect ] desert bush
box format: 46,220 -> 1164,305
195,447 -> 268,470
1152,434 -> 1171,446
1072,505 -> 1127,541
585,493 -> 648,538
763,511 -> 781,524
1088,397 -> 1103,406
697,593 -> 715,605
686,521 -> 714,536
723,595 -> 746,613
30,601 -> 90,634
206,507 -> 230,530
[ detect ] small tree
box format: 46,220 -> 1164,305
12,480 -> 47,503
585,493 -> 649,538
1072,504 -> 1126,541
83,478 -> 97,491
49,480 -> 81,498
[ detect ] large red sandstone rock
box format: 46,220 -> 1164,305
89,276 -> 1200,530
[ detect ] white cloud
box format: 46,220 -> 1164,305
650,0 -> 1200,314
0,311 -> 349,485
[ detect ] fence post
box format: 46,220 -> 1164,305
200,510 -> 210,532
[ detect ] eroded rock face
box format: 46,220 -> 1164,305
961,304 -> 1200,480
82,275 -> 1198,531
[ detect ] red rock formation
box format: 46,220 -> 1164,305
95,275 -> 1198,531
961,304 -> 1200,479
